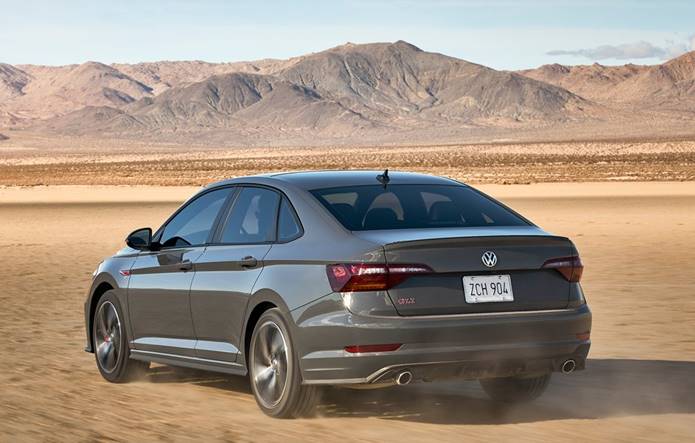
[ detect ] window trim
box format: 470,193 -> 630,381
152,185 -> 238,250
208,184 -> 304,246
207,186 -> 241,245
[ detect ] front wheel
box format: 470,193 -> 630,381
92,290 -> 149,383
480,373 -> 551,403
249,308 -> 319,418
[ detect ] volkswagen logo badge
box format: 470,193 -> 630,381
481,251 -> 497,268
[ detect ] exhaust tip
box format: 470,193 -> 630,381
561,359 -> 576,374
395,370 -> 413,386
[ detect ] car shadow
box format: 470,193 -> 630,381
144,358 -> 695,424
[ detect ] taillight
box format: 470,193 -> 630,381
542,256 -> 583,282
326,263 -> 433,292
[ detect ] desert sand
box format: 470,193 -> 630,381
1,181 -> 694,442
2,134 -> 695,186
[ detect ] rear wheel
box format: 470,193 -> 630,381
92,291 -> 149,383
480,373 -> 551,403
249,308 -> 319,418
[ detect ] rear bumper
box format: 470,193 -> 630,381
295,304 -> 592,385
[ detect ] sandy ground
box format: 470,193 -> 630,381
1,182 -> 694,442
2,135 -> 695,185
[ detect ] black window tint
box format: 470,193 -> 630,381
277,198 -> 302,242
421,191 -> 451,212
160,188 -> 231,247
311,185 -> 529,231
221,187 -> 280,244
366,192 -> 404,220
322,191 -> 358,206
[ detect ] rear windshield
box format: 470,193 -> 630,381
311,184 -> 529,231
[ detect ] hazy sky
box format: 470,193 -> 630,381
1,0 -> 694,69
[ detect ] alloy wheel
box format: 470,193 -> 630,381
252,321 -> 289,408
94,301 -> 122,373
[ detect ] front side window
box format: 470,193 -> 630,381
311,184 -> 529,231
160,188 -> 232,247
220,187 -> 280,244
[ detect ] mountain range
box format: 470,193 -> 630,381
1,41 -> 694,145
521,51 -> 695,110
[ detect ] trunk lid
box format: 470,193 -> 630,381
354,227 -> 575,316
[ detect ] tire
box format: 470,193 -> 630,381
480,373 -> 551,403
248,308 -> 319,418
92,290 -> 149,383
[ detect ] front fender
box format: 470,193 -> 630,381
84,256 -> 137,352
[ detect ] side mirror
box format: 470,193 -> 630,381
126,227 -> 152,250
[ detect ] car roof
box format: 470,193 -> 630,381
207,170 -> 462,191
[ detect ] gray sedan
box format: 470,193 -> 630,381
85,170 -> 591,418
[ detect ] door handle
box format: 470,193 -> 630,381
240,256 -> 258,269
179,259 -> 193,272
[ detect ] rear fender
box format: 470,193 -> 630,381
239,288 -> 293,368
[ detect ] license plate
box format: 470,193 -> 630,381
463,275 -> 514,303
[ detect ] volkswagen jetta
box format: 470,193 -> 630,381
85,170 -> 591,418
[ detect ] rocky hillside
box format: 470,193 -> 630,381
520,51 -> 695,109
2,42 -> 592,138
2,42 -> 694,144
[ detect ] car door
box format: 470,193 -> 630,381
127,187 -> 234,357
189,186 -> 281,362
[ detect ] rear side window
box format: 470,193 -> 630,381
277,197 -> 302,242
311,184 -> 529,231
160,188 -> 232,247
220,187 -> 280,244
